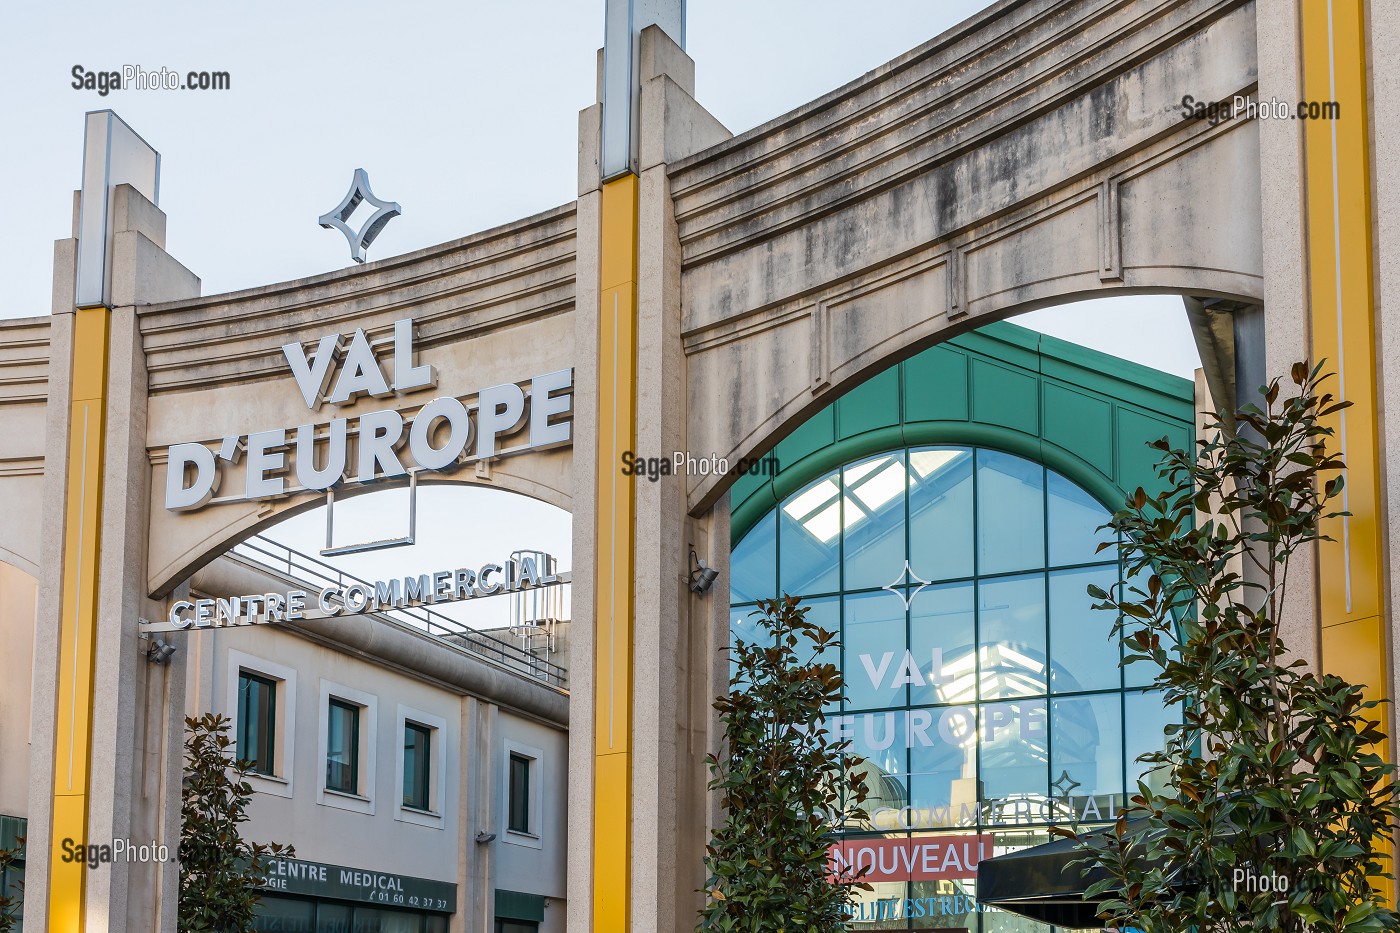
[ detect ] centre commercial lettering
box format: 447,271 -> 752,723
162,317 -> 573,511
164,554 -> 560,629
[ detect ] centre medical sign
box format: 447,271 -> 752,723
261,856 -> 456,912
163,317 -> 573,511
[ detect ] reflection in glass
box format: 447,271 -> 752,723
846,878 -> 912,930
908,447 -> 974,582
780,473 -> 841,595
730,510 -> 776,603
315,903 -> 351,933
978,574 -> 1047,699
979,700 -> 1048,801
844,590 -> 908,711
1046,469 -> 1114,566
1125,689 -> 1180,795
1048,565 -> 1120,693
976,449 -> 1045,574
908,705 -> 978,826
1121,562 -> 1160,689
252,894 -> 314,933
843,453 -> 909,591
731,441 -> 1176,858
909,582 -> 976,707
1051,693 -> 1124,798
803,596 -> 842,713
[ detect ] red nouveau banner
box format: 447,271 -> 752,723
828,834 -> 993,883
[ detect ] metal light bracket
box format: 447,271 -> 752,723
321,471 -> 418,557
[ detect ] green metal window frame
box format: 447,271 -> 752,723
732,446 -> 1166,823
403,722 -> 432,810
237,671 -> 277,776
725,324 -> 1195,932
507,753 -> 531,834
326,698 -> 361,795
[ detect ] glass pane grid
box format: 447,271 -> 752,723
730,444 -> 1180,932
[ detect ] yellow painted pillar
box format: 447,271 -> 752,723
49,306 -> 111,932
1301,0 -> 1388,732
594,172 -> 639,931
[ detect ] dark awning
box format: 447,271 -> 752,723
976,830 -> 1117,929
978,814 -> 1217,929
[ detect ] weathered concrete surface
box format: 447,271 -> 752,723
139,203 -> 579,595
674,0 -> 1264,512
10,0 -> 1395,929
0,315 -> 50,575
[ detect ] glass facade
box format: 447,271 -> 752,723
731,445 -> 1180,932
253,892 -> 448,932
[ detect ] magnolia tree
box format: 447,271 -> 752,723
699,596 -> 871,932
1067,363 -> 1400,932
0,837 -> 20,933
179,712 -> 294,933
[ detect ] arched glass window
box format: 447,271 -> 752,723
729,445 -> 1180,932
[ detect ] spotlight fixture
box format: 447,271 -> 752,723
689,549 -> 720,595
145,638 -> 177,665
475,831 -> 497,844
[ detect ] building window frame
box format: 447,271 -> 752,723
225,649 -> 296,798
394,704 -> 448,829
237,671 -> 277,776
502,740 -> 543,848
326,699 -> 360,794
316,679 -> 377,815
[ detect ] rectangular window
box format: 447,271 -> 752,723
326,698 -> 360,794
237,671 -> 277,775
507,753 -> 531,834
403,722 -> 432,810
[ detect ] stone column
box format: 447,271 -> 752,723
1255,0 -> 1319,663
568,25 -> 732,933
25,183 -> 199,932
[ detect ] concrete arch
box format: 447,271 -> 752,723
673,0 -> 1262,512
147,465 -> 574,598
0,545 -> 41,581
135,202 -> 582,596
726,318 -> 1196,545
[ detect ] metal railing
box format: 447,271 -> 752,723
230,535 -> 569,689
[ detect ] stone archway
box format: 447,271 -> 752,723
672,0 -> 1264,513
5,0 -> 1384,929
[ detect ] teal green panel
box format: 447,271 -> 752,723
1039,333 -> 1194,414
495,889 -> 545,922
0,815 -> 24,851
1043,383 -> 1113,476
904,346 -> 969,423
774,407 -> 836,471
728,462 -> 767,510
970,358 -> 1038,435
948,321 -> 1042,369
1116,408 -> 1190,495
837,368 -> 900,440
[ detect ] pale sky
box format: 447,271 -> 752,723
0,1 -> 1201,631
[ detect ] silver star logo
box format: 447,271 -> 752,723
1051,769 -> 1082,800
319,168 -> 401,264
882,560 -> 932,610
